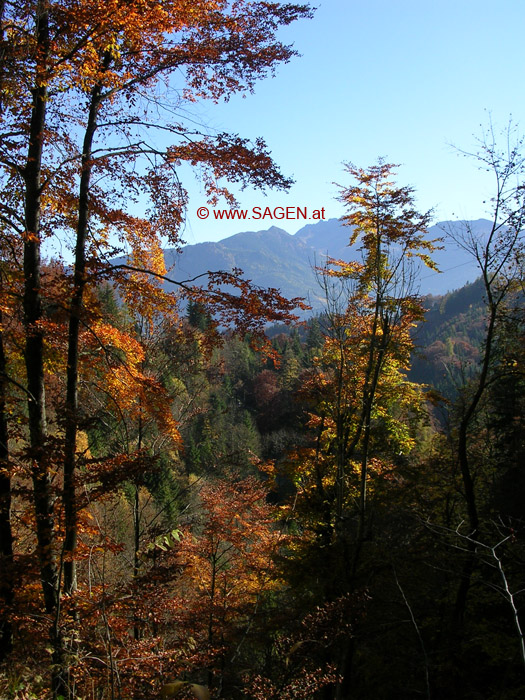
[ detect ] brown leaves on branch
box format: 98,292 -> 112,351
187,267 -> 309,340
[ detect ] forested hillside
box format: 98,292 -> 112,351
410,278 -> 489,399
1,1 -> 525,699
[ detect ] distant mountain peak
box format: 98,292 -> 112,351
160,218 -> 490,316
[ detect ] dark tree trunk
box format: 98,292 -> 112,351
0,306 -> 14,661
22,0 -> 59,619
453,303 -> 495,626
22,6 -> 68,697
63,54 -> 110,595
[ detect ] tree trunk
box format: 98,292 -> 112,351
23,0 -> 59,619
0,306 -> 13,661
63,56 -> 110,595
22,6 -> 67,696
453,305 -> 495,625
0,5 -> 13,662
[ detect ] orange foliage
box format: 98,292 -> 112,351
1,0 -> 313,693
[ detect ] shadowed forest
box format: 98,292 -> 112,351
1,1 -> 525,699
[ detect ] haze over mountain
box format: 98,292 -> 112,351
161,218 -> 489,315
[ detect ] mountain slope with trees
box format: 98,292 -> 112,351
160,218 -> 489,314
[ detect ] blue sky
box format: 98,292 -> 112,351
180,0 -> 525,245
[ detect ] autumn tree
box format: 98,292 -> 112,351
0,0 -> 311,695
72,476 -> 281,699
271,162 -> 438,698
174,477 -> 279,695
318,161 -> 436,566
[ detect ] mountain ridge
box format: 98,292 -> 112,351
159,217 -> 489,315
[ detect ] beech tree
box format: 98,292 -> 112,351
334,161 -> 437,570
306,163 -> 436,561
272,162 -> 438,698
0,0 -> 311,695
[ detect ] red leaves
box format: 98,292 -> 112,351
183,268 -> 309,361
168,134 -> 294,205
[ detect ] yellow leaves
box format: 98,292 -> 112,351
417,252 -> 441,272
124,218 -> 167,279
103,35 -> 122,62
89,323 -> 145,411
320,258 -> 364,279
94,323 -> 145,366
338,160 -> 439,281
